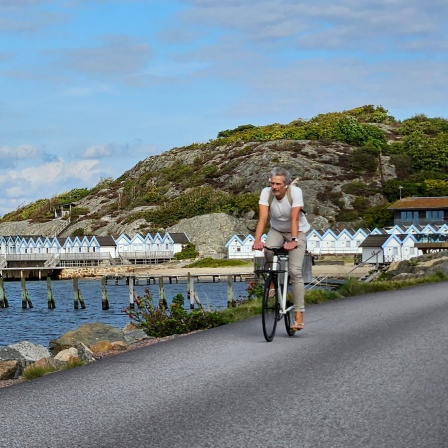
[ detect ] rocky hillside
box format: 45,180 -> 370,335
10,105 -> 433,255
0,137 -> 396,255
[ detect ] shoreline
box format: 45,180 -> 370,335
118,262 -> 372,279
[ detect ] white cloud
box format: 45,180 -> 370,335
0,144 -> 38,159
83,144 -> 112,158
0,158 -> 102,200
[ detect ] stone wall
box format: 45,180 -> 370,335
58,265 -> 138,279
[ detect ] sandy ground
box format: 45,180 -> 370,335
127,262 -> 372,279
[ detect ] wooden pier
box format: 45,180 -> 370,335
103,272 -> 254,286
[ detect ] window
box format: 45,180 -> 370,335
426,210 -> 443,220
401,211 -> 418,221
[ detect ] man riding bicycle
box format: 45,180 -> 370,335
253,167 -> 310,331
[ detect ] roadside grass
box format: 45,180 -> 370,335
22,359 -> 86,381
225,271 -> 448,312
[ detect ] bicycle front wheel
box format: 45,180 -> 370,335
262,274 -> 279,342
284,305 -> 296,337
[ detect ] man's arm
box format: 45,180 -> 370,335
253,204 -> 269,250
283,206 -> 301,250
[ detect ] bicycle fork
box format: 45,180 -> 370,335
274,254 -> 295,317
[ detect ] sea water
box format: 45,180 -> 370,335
0,278 -> 250,347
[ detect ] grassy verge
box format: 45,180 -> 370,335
185,258 -> 253,268
22,359 -> 86,380
222,271 -> 448,317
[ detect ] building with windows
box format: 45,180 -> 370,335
388,197 -> 448,226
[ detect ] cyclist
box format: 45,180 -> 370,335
253,167 -> 310,330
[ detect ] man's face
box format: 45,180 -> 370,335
270,175 -> 287,198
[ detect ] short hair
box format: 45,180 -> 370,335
269,167 -> 292,185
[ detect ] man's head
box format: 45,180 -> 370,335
269,167 -> 292,199
269,167 -> 292,185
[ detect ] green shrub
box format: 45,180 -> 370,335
348,148 -> 378,173
173,243 -> 199,260
123,290 -> 228,338
71,228 -> 86,237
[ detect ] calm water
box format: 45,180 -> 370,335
0,278 -> 250,347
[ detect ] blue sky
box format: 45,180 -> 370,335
1,0 -> 447,217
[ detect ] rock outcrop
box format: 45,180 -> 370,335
0,322 -> 150,381
0,138 -> 396,255
385,251 -> 448,280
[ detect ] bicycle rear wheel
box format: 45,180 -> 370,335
262,274 -> 279,342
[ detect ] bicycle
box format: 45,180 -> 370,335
256,246 -> 296,342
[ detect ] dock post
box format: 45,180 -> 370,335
158,277 -> 167,309
21,276 -> 33,309
73,278 -> 86,309
73,278 -> 79,309
0,277 -> 9,308
101,277 -> 109,310
47,276 -> 56,309
187,273 -> 194,309
227,275 -> 236,307
128,276 -> 135,309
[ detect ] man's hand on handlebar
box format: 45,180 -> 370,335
252,241 -> 265,251
283,240 -> 299,251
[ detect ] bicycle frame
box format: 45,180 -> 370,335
259,246 -> 297,341
271,250 -> 295,317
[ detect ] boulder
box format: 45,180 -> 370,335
89,340 -> 114,353
111,341 -> 128,351
54,347 -> 79,362
74,342 -> 95,363
123,328 -> 151,345
0,360 -> 19,380
49,323 -> 127,355
9,341 -> 51,362
0,346 -> 26,379
31,357 -> 67,371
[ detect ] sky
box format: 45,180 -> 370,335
1,0 -> 447,217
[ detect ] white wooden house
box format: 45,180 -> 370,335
115,234 -> 131,253
359,233 -> 422,264
226,234 -> 255,259
305,229 -> 323,254
225,234 -> 266,259
166,233 -> 190,254
318,229 -> 339,255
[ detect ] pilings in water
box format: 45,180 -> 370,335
47,276 -> 56,309
73,278 -> 86,309
101,277 -> 109,310
227,275 -> 236,308
158,277 -> 167,309
128,276 -> 135,309
187,273 -> 202,309
21,276 -> 33,309
0,277 -> 9,308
